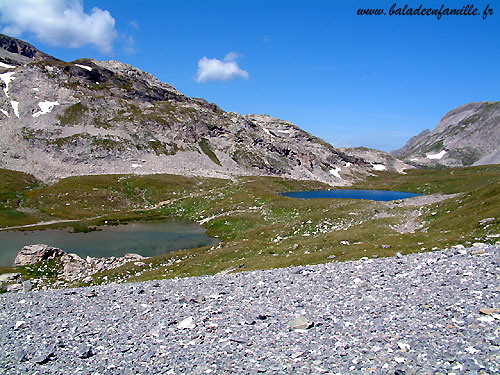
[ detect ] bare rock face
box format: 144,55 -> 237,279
0,33 -> 58,63
14,244 -> 65,266
0,33 -> 409,186
392,102 -> 500,167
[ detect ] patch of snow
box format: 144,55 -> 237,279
0,71 -> 15,97
75,64 -> 92,71
372,164 -> 387,171
10,101 -> 19,118
329,167 -> 342,178
33,88 -> 39,91
0,62 -> 15,69
427,150 -> 446,160
0,108 -> 9,117
345,162 -> 351,168
410,158 -> 419,162
132,164 -> 142,168
32,101 -> 59,117
45,66 -> 54,72
262,127 -> 271,135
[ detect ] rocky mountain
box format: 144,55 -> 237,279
392,102 -> 500,167
0,34 -> 407,184
0,34 -> 58,63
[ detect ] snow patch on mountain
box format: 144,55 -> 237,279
426,150 -> 446,160
10,100 -> 19,117
32,101 -> 59,117
0,71 -> 15,96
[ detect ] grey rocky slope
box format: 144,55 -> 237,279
0,33 -> 408,184
1,244 -> 499,374
392,102 -> 500,167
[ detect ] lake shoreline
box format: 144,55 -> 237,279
0,219 -> 218,267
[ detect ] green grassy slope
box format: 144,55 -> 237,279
0,165 -> 499,289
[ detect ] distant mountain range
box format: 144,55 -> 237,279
392,102 -> 500,167
0,33 -> 408,184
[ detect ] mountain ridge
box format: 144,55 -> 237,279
0,33 -> 408,184
392,101 -> 500,167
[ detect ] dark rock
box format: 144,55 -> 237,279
0,33 -> 59,62
76,345 -> 95,359
32,350 -> 55,364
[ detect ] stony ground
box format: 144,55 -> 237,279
1,244 -> 500,374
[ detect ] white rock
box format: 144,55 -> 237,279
6,284 -> 23,293
15,321 -> 26,329
0,273 -> 20,283
288,316 -> 313,331
477,315 -> 495,323
398,342 -> 410,352
177,316 -> 196,329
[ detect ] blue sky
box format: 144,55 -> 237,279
1,0 -> 499,151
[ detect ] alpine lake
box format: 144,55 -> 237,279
281,189 -> 421,201
0,219 -> 219,267
0,189 -> 422,267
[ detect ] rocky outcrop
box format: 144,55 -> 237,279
392,102 -> 500,167
0,33 -> 58,63
0,33 -> 408,186
338,146 -> 410,173
60,252 -> 146,282
14,244 -> 65,266
12,243 -> 147,285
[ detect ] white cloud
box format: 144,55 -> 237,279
123,34 -> 136,54
0,0 -> 117,53
196,52 -> 249,83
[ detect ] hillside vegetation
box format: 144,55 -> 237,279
0,165 -> 499,288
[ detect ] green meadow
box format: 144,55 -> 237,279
0,165 -> 499,289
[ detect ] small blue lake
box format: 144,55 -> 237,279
281,189 -> 421,201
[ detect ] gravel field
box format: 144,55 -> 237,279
1,244 -> 500,374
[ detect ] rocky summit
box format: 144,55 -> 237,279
1,244 -> 499,374
0,33 -> 407,184
392,102 -> 500,168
